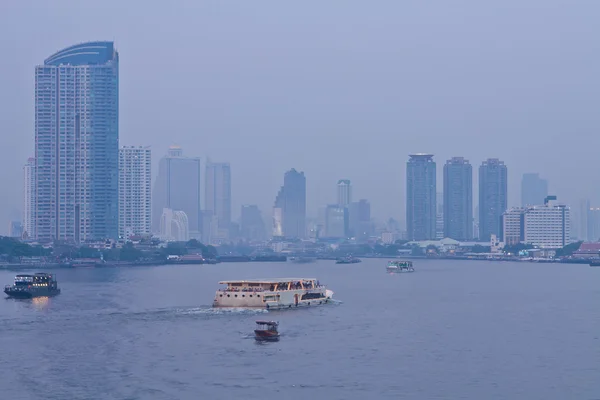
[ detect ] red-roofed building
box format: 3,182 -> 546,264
573,242 -> 600,259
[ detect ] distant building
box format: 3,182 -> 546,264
118,146 -> 152,240
501,196 -> 570,249
272,168 -> 306,239
35,41 -> 119,242
406,154 -> 436,240
443,157 -> 473,240
23,157 -> 35,238
436,191 -> 444,240
587,207 -> 600,242
337,179 -> 352,207
348,199 -> 371,241
324,205 -> 348,238
160,208 -> 189,242
479,158 -> 507,241
240,205 -> 266,241
521,173 -> 548,207
8,221 -> 23,238
152,146 -> 201,238
205,161 -> 232,236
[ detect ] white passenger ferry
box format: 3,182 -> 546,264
212,278 -> 334,310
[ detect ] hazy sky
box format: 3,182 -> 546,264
1,1 -> 599,233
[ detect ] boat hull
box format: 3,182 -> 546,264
4,288 -> 61,299
254,330 -> 280,341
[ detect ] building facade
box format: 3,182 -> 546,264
23,157 -> 35,238
478,158 -> 507,241
324,205 -> 348,238
521,173 -> 548,207
160,208 -> 189,242
118,146 -> 151,239
205,161 -> 232,237
152,146 -> 201,238
35,41 -> 119,242
272,168 -> 306,239
501,207 -> 525,246
443,157 -> 472,240
406,154 -> 436,240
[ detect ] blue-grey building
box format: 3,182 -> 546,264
443,157 -> 473,240
273,169 -> 306,239
406,154 -> 437,240
479,158 -> 508,241
35,41 -> 119,242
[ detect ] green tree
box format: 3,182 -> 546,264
555,241 -> 582,258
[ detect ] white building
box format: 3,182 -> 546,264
523,202 -> 570,249
502,207 -> 525,246
118,146 -> 152,239
160,208 -> 189,241
23,157 -> 35,238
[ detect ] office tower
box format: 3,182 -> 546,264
205,162 -> 232,235
160,208 -> 189,241
579,199 -> 590,241
443,157 -> 473,240
35,41 -> 119,242
23,157 -> 35,238
152,146 -> 201,237
324,205 -> 348,238
337,179 -> 352,207
349,199 -> 371,241
479,158 -> 507,241
521,173 -> 548,206
240,205 -> 266,241
272,168 -> 306,239
118,146 -> 152,239
406,154 -> 436,240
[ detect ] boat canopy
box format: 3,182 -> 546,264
256,320 -> 278,326
219,278 -> 317,284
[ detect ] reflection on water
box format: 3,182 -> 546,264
31,296 -> 50,310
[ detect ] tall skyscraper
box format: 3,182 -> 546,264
324,205 -> 348,238
337,179 -> 352,207
521,173 -> 548,206
406,154 -> 436,240
23,157 -> 35,238
205,162 -> 232,233
35,41 -> 119,242
443,157 -> 473,240
479,158 -> 507,241
272,168 -> 306,239
152,146 -> 201,238
118,146 -> 152,239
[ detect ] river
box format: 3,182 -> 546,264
0,259 -> 598,399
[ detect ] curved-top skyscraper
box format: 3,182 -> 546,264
35,41 -> 119,242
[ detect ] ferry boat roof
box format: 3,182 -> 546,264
219,278 -> 317,284
256,320 -> 278,326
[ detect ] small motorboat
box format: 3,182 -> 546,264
254,321 -> 280,341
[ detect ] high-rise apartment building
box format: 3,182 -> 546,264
479,158 -> 507,241
324,205 -> 348,238
337,179 -> 352,207
521,173 -> 548,206
406,154 -> 436,240
443,157 -> 473,240
272,168 -> 306,239
23,157 -> 35,238
118,146 -> 151,239
205,162 -> 232,234
34,41 -> 119,242
152,146 -> 201,238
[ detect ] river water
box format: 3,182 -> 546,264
0,259 -> 599,399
